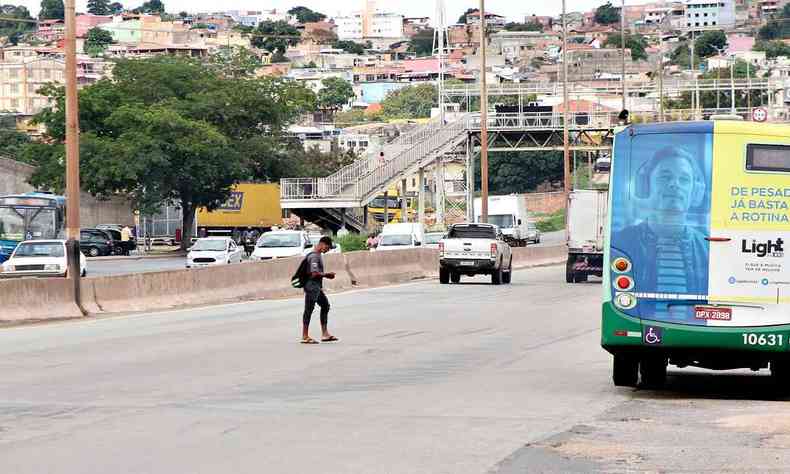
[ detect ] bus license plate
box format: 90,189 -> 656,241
460,260 -> 476,266
694,306 -> 732,321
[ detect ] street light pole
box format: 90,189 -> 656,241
64,0 -> 83,312
562,0 -> 570,201
621,0 -> 627,111
479,0 -> 489,223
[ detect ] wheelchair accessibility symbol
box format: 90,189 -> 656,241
644,326 -> 663,345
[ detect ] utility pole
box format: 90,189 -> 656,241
478,0 -> 489,223
730,54 -> 736,114
64,0 -> 83,312
562,0 -> 570,201
621,0 -> 627,111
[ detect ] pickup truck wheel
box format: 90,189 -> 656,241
450,272 -> 461,284
502,260 -> 512,284
439,267 -> 450,284
491,265 -> 503,285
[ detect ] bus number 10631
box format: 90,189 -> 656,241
742,333 -> 784,347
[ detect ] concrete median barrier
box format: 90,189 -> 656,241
0,277 -> 83,322
510,244 -> 567,269
2,245 -> 567,322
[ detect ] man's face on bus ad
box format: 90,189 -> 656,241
648,156 -> 694,213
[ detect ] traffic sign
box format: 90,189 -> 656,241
752,107 -> 768,122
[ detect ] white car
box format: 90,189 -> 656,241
0,240 -> 86,278
252,230 -> 311,261
424,232 -> 445,249
186,237 -> 243,268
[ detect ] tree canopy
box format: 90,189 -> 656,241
604,32 -> 648,61
457,8 -> 477,24
23,56 -> 317,248
251,20 -> 300,60
476,151 -> 564,195
332,39 -> 368,55
753,39 -> 790,58
132,0 -> 163,14
504,21 -> 544,32
408,28 -> 435,57
288,6 -> 326,24
670,30 -> 727,68
38,0 -> 64,20
84,27 -> 113,55
594,2 -> 620,25
317,77 -> 354,111
0,4 -> 35,42
87,0 -> 111,15
109,2 -> 123,14
381,83 -> 437,119
667,59 -> 764,110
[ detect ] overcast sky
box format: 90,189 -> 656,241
16,0 -> 659,22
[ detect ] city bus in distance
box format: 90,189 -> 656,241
0,193 -> 66,263
602,120 -> 790,388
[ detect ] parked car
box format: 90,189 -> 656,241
80,228 -> 116,257
594,156 -> 611,173
526,221 -> 541,244
439,223 -> 513,285
0,240 -> 86,278
252,230 -> 311,261
96,224 -> 137,255
186,237 -> 244,268
424,232 -> 445,249
375,223 -> 425,251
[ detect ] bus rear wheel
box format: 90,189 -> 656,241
639,356 -> 667,389
770,361 -> 790,392
612,355 -> 638,387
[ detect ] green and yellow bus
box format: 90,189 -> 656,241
602,120 -> 790,388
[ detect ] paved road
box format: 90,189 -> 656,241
1,267 -> 787,473
534,230 -> 564,247
87,256 -> 188,276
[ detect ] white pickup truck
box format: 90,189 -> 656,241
438,223 -> 513,285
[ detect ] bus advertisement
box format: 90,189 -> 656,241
602,121 -> 790,388
0,193 -> 66,263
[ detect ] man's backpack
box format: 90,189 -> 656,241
291,256 -> 310,289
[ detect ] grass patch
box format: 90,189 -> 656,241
534,209 -> 565,233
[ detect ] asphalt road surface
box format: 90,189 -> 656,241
87,256 -> 188,276
2,266 -> 788,473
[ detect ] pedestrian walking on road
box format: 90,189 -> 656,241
301,236 -> 338,344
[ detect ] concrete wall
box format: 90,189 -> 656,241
0,157 -> 134,227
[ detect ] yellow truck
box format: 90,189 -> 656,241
368,193 -> 415,224
196,183 -> 281,242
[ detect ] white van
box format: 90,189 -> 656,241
473,195 -> 530,246
376,223 -> 425,251
252,230 -> 311,260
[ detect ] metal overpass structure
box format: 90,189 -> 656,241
281,77 -> 790,232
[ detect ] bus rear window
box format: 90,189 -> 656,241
746,144 -> 790,173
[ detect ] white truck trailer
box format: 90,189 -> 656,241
566,189 -> 609,283
473,195 -> 533,247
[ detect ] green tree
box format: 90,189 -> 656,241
87,0 -> 111,15
753,39 -> 790,58
109,2 -> 123,13
670,31 -> 727,68
0,5 -> 35,40
332,39 -> 367,55
0,129 -> 30,161
381,83 -> 437,119
207,46 -> 262,78
457,8 -> 477,24
504,21 -> 543,32
25,56 -> 317,248
475,151 -> 564,194
408,28 -> 435,56
84,27 -> 113,55
317,77 -> 354,111
38,0 -> 64,20
758,4 -> 790,40
604,32 -> 648,61
133,0 -> 163,14
251,20 -> 300,57
594,1 -> 620,25
666,60 -> 765,110
288,6 -> 326,24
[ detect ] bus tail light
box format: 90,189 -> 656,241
490,243 -> 497,258
615,292 -> 637,310
612,257 -> 631,273
615,275 -> 634,291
